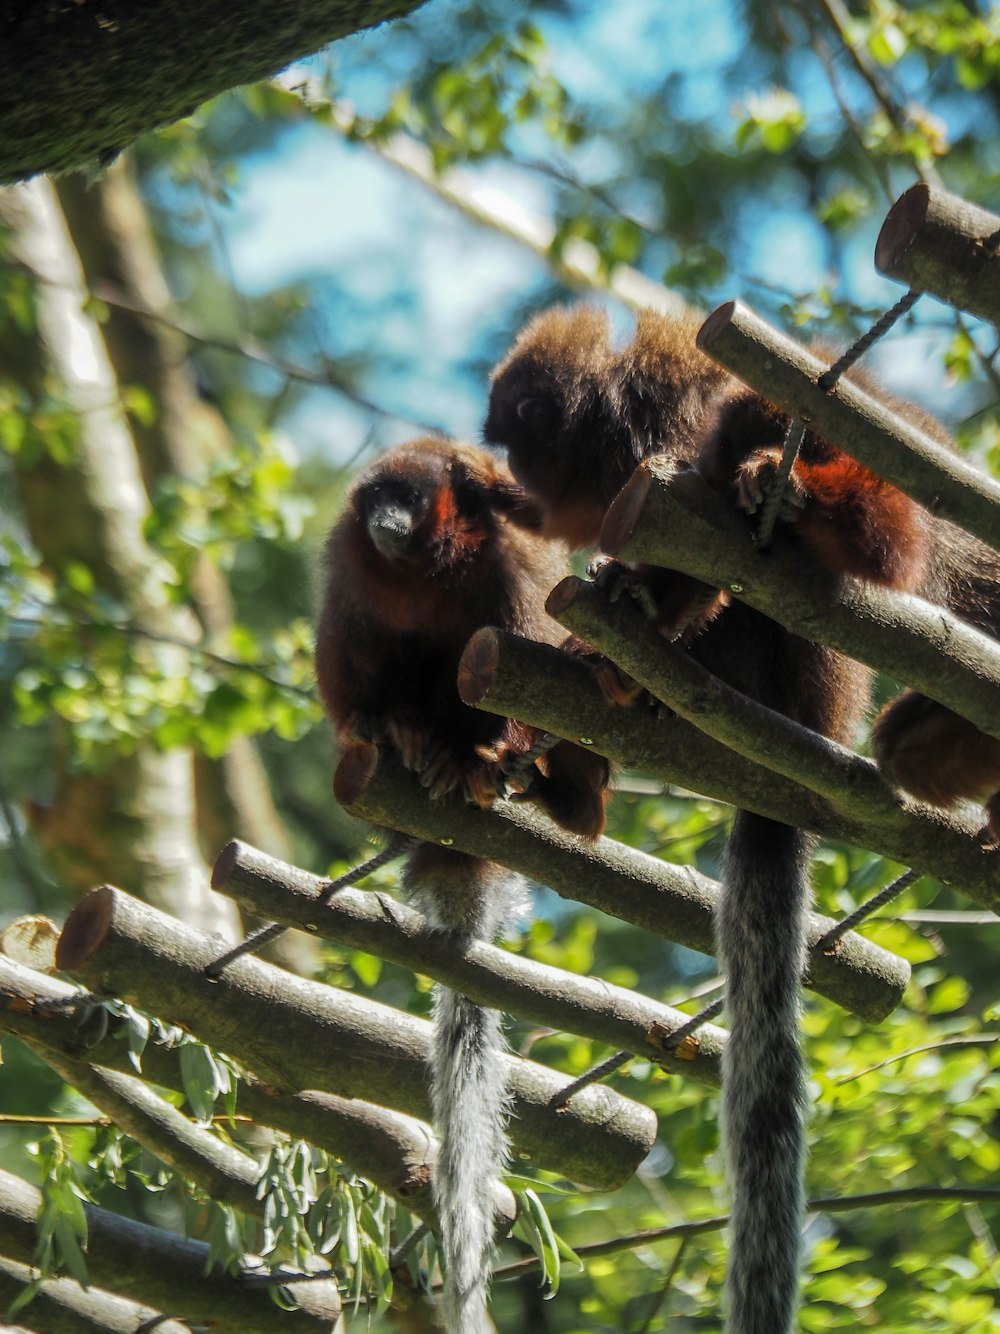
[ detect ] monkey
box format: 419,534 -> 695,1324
871,521 -> 1000,843
314,436 -> 609,1334
487,305 -> 1000,838
485,303 -> 941,1334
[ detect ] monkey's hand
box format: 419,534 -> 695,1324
589,556 -> 660,621
416,741 -> 504,808
592,659 -> 649,708
735,447 -> 807,525
376,713 -> 438,776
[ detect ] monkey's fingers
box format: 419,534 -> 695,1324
419,745 -> 463,798
384,716 -> 435,774
462,759 -> 504,810
586,554 -> 616,581
593,659 -> 649,709
594,561 -> 660,622
735,448 -> 806,523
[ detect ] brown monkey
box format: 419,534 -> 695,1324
487,304 -> 1000,838
315,436 -> 608,1334
485,303 -> 937,1334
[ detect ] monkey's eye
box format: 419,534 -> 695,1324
516,397 -> 538,422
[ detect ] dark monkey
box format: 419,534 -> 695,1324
315,436 -> 608,1333
484,304 -> 942,1333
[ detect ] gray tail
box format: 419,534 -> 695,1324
405,848 -> 525,1334
432,987 -> 509,1333
717,811 -> 810,1334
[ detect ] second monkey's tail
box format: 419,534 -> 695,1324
404,846 -> 526,1334
717,811 -> 811,1334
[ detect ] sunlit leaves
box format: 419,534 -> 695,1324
253,1141 -> 395,1314
853,0 -> 1000,88
734,88 -> 807,154
366,23 -> 585,170
6,560 -> 319,762
28,1131 -> 92,1289
144,433 -> 313,578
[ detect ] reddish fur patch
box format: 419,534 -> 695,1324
792,456 -> 930,589
431,482 -> 485,553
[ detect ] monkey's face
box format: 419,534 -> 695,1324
484,360 -> 563,482
484,363 -> 609,549
357,474 -> 432,563
352,443 -> 516,572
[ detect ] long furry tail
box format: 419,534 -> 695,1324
405,847 -> 525,1334
717,811 -> 810,1334
432,988 -> 509,1332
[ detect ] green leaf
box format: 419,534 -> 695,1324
179,1042 -> 220,1124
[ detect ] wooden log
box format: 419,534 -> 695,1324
334,740 -> 910,1023
211,839 -> 729,1080
601,460 -> 1000,745
0,1166 -> 341,1331
457,619 -> 1000,912
697,299 -> 1000,551
56,886 -> 656,1190
876,183 -> 1000,327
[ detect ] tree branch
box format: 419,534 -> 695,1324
0,1255 -> 190,1334
331,750 -> 909,1022
276,76 -> 691,318
28,1050 -> 263,1218
0,1167 -> 342,1332
211,839 -> 727,1081
1,0 -> 428,184
0,955 -> 473,1232
491,1183 -> 1000,1279
54,888 -> 656,1189
54,163 -> 301,882
875,183 -> 1000,326
0,177 -> 233,936
696,299 -> 1000,550
455,627 -> 1000,910
602,461 -> 1000,746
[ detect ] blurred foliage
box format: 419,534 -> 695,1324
1,0 -> 1000,1328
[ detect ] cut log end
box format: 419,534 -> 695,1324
56,885 -> 116,970
695,299 -> 738,350
334,743 -> 380,808
457,626 -> 501,705
875,182 -> 930,275
601,467 -> 653,554
210,839 -> 242,891
544,574 -> 586,618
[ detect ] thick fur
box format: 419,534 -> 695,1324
718,814 -> 810,1334
406,848 -> 527,1334
873,517 -> 1000,840
486,306 -> 931,1333
315,438 -> 609,1331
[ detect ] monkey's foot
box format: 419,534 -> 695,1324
590,558 -> 659,621
383,715 -> 436,775
735,447 -> 806,523
461,757 -> 505,809
416,744 -> 502,808
593,659 -> 647,708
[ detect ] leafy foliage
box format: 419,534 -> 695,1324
1,0 -> 1000,1329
